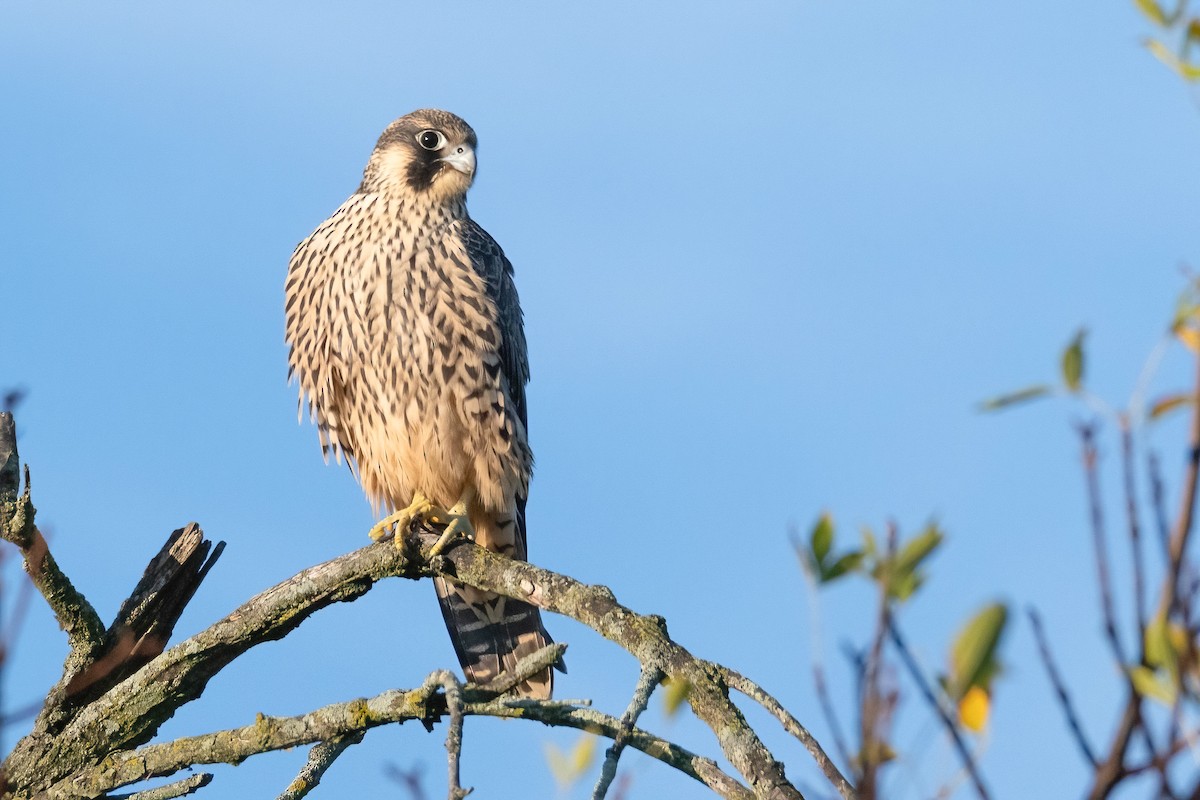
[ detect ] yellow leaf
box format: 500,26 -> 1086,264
570,734 -> 597,775
1178,325 -> 1200,352
958,685 -> 990,732
1148,393 -> 1197,421
544,734 -> 597,788
662,677 -> 692,717
1129,665 -> 1177,705
1167,621 -> 1191,655
1148,39 -> 1200,81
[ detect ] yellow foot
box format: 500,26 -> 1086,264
369,492 -> 441,542
368,493 -> 476,553
427,497 -> 475,557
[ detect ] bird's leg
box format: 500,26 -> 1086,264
427,489 -> 476,557
368,492 -> 442,543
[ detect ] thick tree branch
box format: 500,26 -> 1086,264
4,523 -> 817,799
39,525 -> 225,736
431,537 -> 807,799
2,413 -> 832,800
41,656 -> 752,800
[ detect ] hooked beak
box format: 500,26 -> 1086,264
440,145 -> 476,176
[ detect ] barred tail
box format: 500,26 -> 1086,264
434,577 -> 554,698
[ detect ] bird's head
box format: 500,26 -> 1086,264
362,109 -> 478,204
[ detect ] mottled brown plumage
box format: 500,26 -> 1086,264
284,109 -> 554,697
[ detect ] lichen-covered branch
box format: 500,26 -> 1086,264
39,654 -> 750,800
105,773 -> 212,800
433,539 -> 808,799
275,733 -> 363,800
38,524 -> 225,736
592,664 -> 663,799
720,667 -> 854,800
424,670 -> 469,800
0,413 -> 106,666
474,699 -> 754,800
2,431 -> 835,800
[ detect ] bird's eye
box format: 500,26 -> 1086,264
417,130 -> 446,150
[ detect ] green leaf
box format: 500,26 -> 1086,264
1129,665 -> 1177,705
879,524 -> 944,601
861,526 -> 878,558
1145,614 -> 1174,670
1135,0 -> 1168,26
948,603 -> 1009,700
1061,329 -> 1086,392
1143,613 -> 1188,686
891,570 -> 923,601
811,513 -> 834,566
978,384 -> 1053,412
822,550 -> 864,582
894,524 -> 944,576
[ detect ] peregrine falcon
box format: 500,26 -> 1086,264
284,109 -> 555,698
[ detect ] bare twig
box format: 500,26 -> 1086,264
1149,451 -> 1172,557
794,530 -> 854,773
886,612 -> 991,800
592,665 -> 664,800
812,662 -> 852,776
1027,607 -> 1098,767
472,700 -> 753,800
1121,423 -> 1149,640
1088,699 -> 1140,800
474,643 -> 565,697
857,522 -> 897,797
424,670 -> 470,800
722,667 -> 855,800
1091,356 -> 1200,799
1079,423 -> 1127,666
1158,353 -> 1200,618
276,733 -> 364,800
105,774 -> 213,800
0,700 -> 43,729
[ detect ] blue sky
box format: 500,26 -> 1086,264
3,1 -> 1200,797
